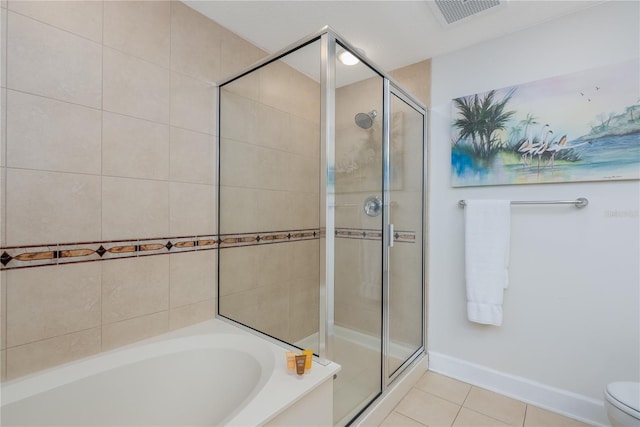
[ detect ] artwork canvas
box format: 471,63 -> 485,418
450,59 -> 640,187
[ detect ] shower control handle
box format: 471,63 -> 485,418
363,196 -> 382,217
389,223 -> 394,247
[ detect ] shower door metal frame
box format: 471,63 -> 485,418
321,28 -> 428,408
319,32 -> 336,362
317,27 -> 427,382
216,25 -> 428,422
382,81 -> 428,388
381,78 -> 392,386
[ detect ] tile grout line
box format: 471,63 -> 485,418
463,406 -> 517,427
450,403 -> 464,427
2,0 -> 7,371
7,7 -> 101,46
395,392 -> 431,427
450,384 -> 474,426
5,323 -> 100,351
168,0 -> 173,255
8,6 -> 215,85
414,377 -> 472,408
386,373 -> 592,427
0,87 -> 211,137
3,2 -> 8,251
99,0 -> 105,353
461,384 -> 473,406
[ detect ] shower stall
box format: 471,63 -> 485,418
217,27 -> 426,425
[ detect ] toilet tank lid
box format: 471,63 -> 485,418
607,382 -> 640,412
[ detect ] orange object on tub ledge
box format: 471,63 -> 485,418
286,349 -> 314,375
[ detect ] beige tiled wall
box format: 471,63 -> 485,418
219,240 -> 319,343
0,0 -> 430,379
0,0 -> 267,380
389,60 -> 432,109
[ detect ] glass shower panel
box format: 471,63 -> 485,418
218,40 -> 321,353
387,90 -> 425,377
333,45 -> 384,425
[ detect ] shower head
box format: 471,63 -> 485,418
355,110 -> 377,129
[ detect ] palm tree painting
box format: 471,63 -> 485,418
451,59 -> 640,187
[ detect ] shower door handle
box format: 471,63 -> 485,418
389,223 -> 394,247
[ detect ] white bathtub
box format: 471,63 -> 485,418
1,319 -> 340,426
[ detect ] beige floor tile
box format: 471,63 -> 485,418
524,406 -> 591,427
381,411 -> 428,427
395,388 -> 461,427
379,373 -> 592,427
415,371 -> 472,405
454,407 -> 510,426
463,387 -> 526,426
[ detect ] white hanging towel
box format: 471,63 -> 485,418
464,200 -> 511,326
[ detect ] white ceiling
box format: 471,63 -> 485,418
185,0 -> 606,74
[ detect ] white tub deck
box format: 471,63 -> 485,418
1,319 -> 341,426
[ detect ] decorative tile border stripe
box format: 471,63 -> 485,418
335,228 -> 382,241
334,227 -> 416,244
0,229 -> 320,271
217,228 -> 319,249
393,230 -> 417,244
0,227 -> 414,271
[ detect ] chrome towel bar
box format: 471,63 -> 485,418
458,197 -> 589,208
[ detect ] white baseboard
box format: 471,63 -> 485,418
428,352 -> 608,427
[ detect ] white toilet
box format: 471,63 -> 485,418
605,382 -> 640,426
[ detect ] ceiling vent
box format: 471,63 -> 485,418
429,0 -> 505,26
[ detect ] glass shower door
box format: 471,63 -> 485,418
385,86 -> 425,383
332,44 -> 384,425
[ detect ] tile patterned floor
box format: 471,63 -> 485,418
379,371 -> 592,427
